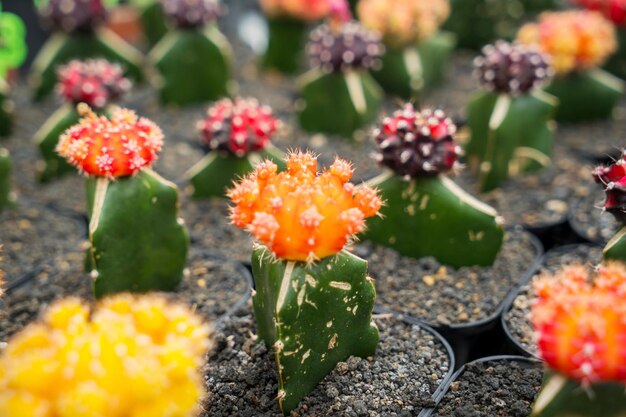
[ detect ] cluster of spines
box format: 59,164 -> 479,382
532,262 -> 626,385
197,97 -> 280,157
473,40 -> 552,95
357,0 -> 450,48
373,104 -> 461,179
56,59 -> 131,109
161,0 -> 221,29
0,294 -> 211,417
307,21 -> 384,73
593,150 -> 626,223
56,104 -> 163,178
259,0 -> 332,21
516,10 -> 618,75
40,0 -> 107,33
228,151 -> 382,262
574,0 -> 626,26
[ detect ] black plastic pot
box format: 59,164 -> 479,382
418,355 -> 543,417
501,243 -> 602,358
568,193 -> 618,246
525,217 -> 583,252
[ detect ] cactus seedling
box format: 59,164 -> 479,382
186,97 -> 285,198
517,10 -> 624,122
357,0 -> 455,99
298,5 -> 384,138
0,148 -> 14,211
57,104 -> 189,298
465,40 -> 557,192
30,0 -> 143,101
229,151 -> 382,414
260,0 -> 332,74
363,104 -> 504,267
530,263 -> 626,417
149,0 -> 232,106
593,152 -> 626,262
35,59 -> 131,182
0,294 -> 211,417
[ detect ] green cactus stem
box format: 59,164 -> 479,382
30,29 -> 144,101
364,172 -> 504,267
262,17 -> 308,74
605,29 -> 626,79
86,169 -> 189,298
544,69 -> 624,122
149,25 -> 232,106
186,146 -> 285,198
0,148 -> 14,211
465,90 -> 557,192
251,246 -> 379,415
372,31 -> 456,99
531,371 -> 626,417
138,1 -> 168,47
0,78 -> 13,138
298,69 -> 382,138
603,227 -> 626,262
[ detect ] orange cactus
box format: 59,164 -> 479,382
228,151 -> 383,262
532,262 -> 626,384
516,10 -> 617,75
56,104 -> 163,178
260,0 -> 332,21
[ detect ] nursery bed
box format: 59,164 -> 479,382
204,304 -> 453,416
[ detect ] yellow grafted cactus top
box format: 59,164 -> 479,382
357,0 -> 450,48
516,10 -> 617,75
0,294 -> 212,417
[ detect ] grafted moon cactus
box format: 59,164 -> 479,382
364,104 -> 504,267
530,263 -> 626,417
57,104 -> 189,298
0,148 -> 13,211
0,11 -> 27,138
229,151 -> 382,414
259,0 -> 332,74
298,6 -> 384,138
593,154 -> 626,261
186,97 -> 285,198
30,0 -> 143,101
465,40 -> 557,192
517,10 -> 624,122
0,294 -> 212,417
35,59 -> 131,182
357,0 -> 455,99
149,0 -> 232,106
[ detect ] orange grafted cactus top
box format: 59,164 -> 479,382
516,10 -> 617,75
260,0 -> 332,21
532,263 -> 626,384
228,151 -> 382,262
56,104 -> 163,178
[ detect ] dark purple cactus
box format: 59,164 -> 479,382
306,21 -> 383,73
373,104 -> 461,179
473,40 -> 552,95
161,0 -> 221,29
593,152 -> 626,223
40,0 -> 107,33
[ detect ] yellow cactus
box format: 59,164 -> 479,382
357,0 -> 450,48
0,294 -> 212,417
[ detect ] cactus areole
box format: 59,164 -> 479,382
229,152 -> 382,414
57,105 -> 189,298
530,263 -> 626,417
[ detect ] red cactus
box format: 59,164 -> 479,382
57,59 -> 131,109
593,154 -> 626,223
574,0 -> 626,26
40,0 -> 107,33
161,0 -> 221,29
56,104 -> 163,178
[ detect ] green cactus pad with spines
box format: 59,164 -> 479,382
544,69 -> 624,122
251,247 -> 379,415
86,169 -> 189,298
0,78 -> 13,138
34,104 -> 82,182
30,29 -> 144,101
262,17 -> 307,74
372,31 -> 455,99
531,371 -> 626,417
363,173 -> 504,267
139,2 -> 168,48
298,69 -> 382,138
150,25 -> 232,106
186,146 -> 286,198
0,148 -> 14,211
465,89 -> 557,192
602,226 -> 626,263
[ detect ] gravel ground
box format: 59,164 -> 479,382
568,185 -> 619,244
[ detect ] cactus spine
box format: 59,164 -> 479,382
0,148 -> 13,211
364,105 -> 504,267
